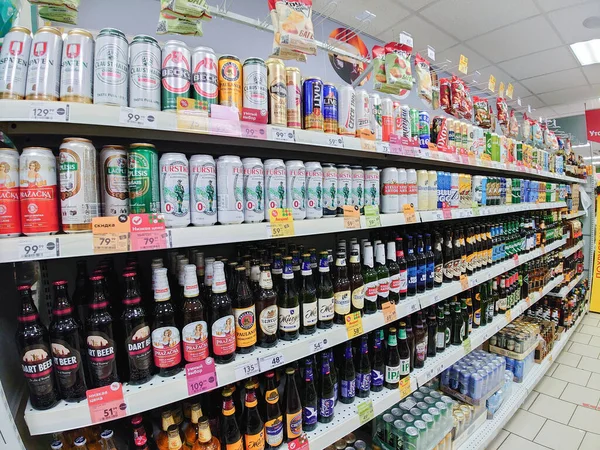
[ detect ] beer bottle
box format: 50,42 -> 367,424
413,311 -> 427,368
480,282 -> 488,326
181,265 -> 209,364
395,237 -> 408,300
362,245 -> 378,314
355,335 -> 372,396
459,228 -> 467,276
436,306 -> 446,353
398,322 -> 411,380
416,234 -> 427,294
309,248 -> 318,277
443,230 -> 454,283
256,264 -> 278,348
192,416 -> 220,450
405,235 -> 417,296
316,251 -> 335,328
278,256 -> 300,340
453,303 -> 464,345
86,275 -> 120,387
291,250 -> 302,292
184,403 -> 202,448
384,327 -> 400,389
209,262 -> 236,364
249,260 -> 261,296
299,254 -> 318,334
166,424 -> 183,450
491,278 -> 499,316
466,227 -> 474,276
444,302 -> 452,348
486,280 -> 495,323
72,260 -> 90,326
121,272 -> 153,385
243,381 -> 265,450
264,371 -> 284,448
318,352 -> 335,423
328,350 -> 339,405
464,290 -> 473,334
472,285 -> 481,329
232,266 -> 257,354
151,268 -> 182,376
386,241 -> 400,304
271,253 -> 284,293
99,429 -> 117,450
426,308 -> 437,357
333,252 -> 351,323
349,244 -> 365,315
374,243 -> 390,309
157,411 -> 176,450
48,280 -> 87,402
499,276 -> 507,313
405,316 -> 415,370
220,388 -> 243,450
474,225 -> 482,270
284,367 -> 302,442
301,359 -> 318,432
204,257 -> 215,300
433,232 -> 443,287
452,230 -> 462,281
340,341 -> 356,404
461,299 -> 470,340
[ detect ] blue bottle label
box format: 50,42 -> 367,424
408,266 -> 417,286
341,379 -> 356,398
319,397 -> 335,418
356,372 -> 372,391
371,368 -> 384,386
302,406 -> 317,426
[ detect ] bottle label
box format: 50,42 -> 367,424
436,331 -> 445,349
259,304 -> 278,336
151,326 -> 182,368
427,262 -> 434,282
211,315 -> 236,356
265,416 -> 284,446
302,405 -> 317,426
389,274 -> 400,293
319,396 -> 335,418
364,281 -> 378,302
169,435 -> 184,449
233,305 -> 257,349
244,429 -> 265,450
21,343 -> 56,398
460,322 -> 466,339
318,296 -> 334,320
86,330 -> 118,381
356,371 -> 372,391
399,269 -> 408,293
385,365 -> 400,384
371,368 -> 383,387
408,266 -> 417,287
286,411 -> 302,439
279,306 -> 300,332
225,438 -> 244,450
334,290 -> 351,315
400,358 -> 410,376
417,265 -> 426,284
474,309 -> 481,326
51,338 -> 83,390
415,341 -> 426,361
443,261 -> 453,279
351,285 -> 365,309
434,263 -> 443,284
377,278 -> 389,298
341,379 -> 356,399
125,324 -> 153,371
302,301 -> 318,327
182,321 -> 209,362
445,327 -> 450,345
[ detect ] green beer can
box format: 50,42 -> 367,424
404,426 -> 420,450
128,143 -> 160,213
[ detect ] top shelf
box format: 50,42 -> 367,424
0,100 -> 586,184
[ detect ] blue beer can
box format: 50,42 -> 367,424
323,83 -> 338,134
303,77 -> 324,131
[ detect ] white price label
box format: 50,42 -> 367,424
258,353 -> 285,371
427,45 -> 436,61
326,135 -> 344,148
234,359 -> 260,380
29,103 -> 70,122
18,238 -> 60,260
409,301 -> 419,313
377,142 -> 390,154
517,97 -> 522,106
400,32 -> 413,47
119,107 -> 158,129
309,337 -> 328,354
271,127 -> 296,143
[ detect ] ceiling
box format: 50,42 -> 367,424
313,0 -> 600,119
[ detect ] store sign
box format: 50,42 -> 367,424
585,109 -> 600,144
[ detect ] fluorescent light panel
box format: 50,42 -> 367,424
571,39 -> 600,66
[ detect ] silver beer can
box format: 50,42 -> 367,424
60,28 -> 94,104
242,57 -> 268,117
322,163 -> 337,217
397,168 -> 407,210
191,46 -> 218,111
336,164 -> 352,216
417,169 -> 429,211
216,155 -> 244,225
242,157 -> 264,223
286,160 -> 306,221
26,26 -> 63,101
99,145 -> 129,217
355,88 -> 370,138
406,168 -> 418,210
351,165 -> 364,212
428,170 -> 438,211
381,167 -> 399,214
129,34 -> 162,110
0,26 -> 32,99
160,152 -> 191,228
305,161 -> 323,220
364,166 -> 380,209
264,159 -> 287,219
369,93 -> 382,141
338,85 -> 356,136
94,28 -> 129,106
190,154 -> 217,226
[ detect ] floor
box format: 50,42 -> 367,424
487,312 -> 600,450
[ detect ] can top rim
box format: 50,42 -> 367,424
193,45 -> 215,53
286,66 -> 301,72
62,137 -> 92,144
0,147 -> 18,152
350,165 -> 363,169
101,145 -> 127,150
37,26 -> 62,36
219,54 -> 240,61
9,26 -> 31,35
244,57 -> 266,65
305,76 -> 322,80
265,57 -> 285,65
164,39 -> 189,48
68,28 -> 94,39
133,34 -> 159,42
130,143 -> 156,149
98,28 -> 128,40
22,147 -> 53,152
263,159 -> 285,164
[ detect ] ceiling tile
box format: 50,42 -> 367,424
534,107 -> 558,118
551,102 -> 586,117
393,0 -> 438,12
521,95 -> 546,109
511,82 -> 534,100
547,2 -> 600,44
538,84 -> 599,106
376,15 -> 458,52
435,44 -> 491,74
499,46 -> 580,80
466,16 -> 562,63
538,0 -> 594,12
521,68 -> 589,94
583,64 -> 600,84
419,0 -> 540,41
313,0 -> 411,33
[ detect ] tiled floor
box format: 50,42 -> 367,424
488,312 -> 600,450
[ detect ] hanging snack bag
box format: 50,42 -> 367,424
385,41 -> 413,91
269,0 -> 317,61
451,76 -> 463,116
440,78 -> 452,114
489,103 -> 496,131
508,109 -> 519,138
463,85 -> 473,121
415,53 -> 432,107
372,45 -> 387,83
157,11 -> 204,36
473,96 -> 491,129
160,0 -> 210,19
430,66 -> 440,110
38,4 -> 77,23
532,119 -> 543,148
497,97 -> 508,126
28,0 -> 79,8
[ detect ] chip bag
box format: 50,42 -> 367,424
160,0 -> 210,20
497,97 -> 508,125
463,86 -> 473,121
157,11 -> 204,36
532,119 -> 543,148
473,96 -> 491,128
28,0 -> 79,9
372,45 -> 386,83
38,4 -> 77,24
415,53 -> 432,107
430,67 -> 440,110
385,41 -> 413,91
489,103 -> 496,131
269,0 -> 317,61
440,78 -> 452,114
508,109 -> 519,138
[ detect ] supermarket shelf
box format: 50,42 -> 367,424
457,311 -> 586,450
0,100 -> 585,184
562,241 -> 584,259
547,273 -> 584,298
0,201 -> 567,264
565,210 -> 587,220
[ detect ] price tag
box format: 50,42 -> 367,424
512,254 -> 519,266
399,377 -> 413,399
488,74 -> 496,92
288,434 -> 310,450
309,337 -> 328,354
241,122 -> 267,140
364,205 -> 381,228
361,139 -> 377,152
29,102 -> 70,122
460,274 -> 469,290
400,32 -> 414,47
235,358 -> 260,379
357,400 -> 374,425
458,54 -> 468,74
518,97 -> 522,106
472,205 -> 480,216
462,337 -> 472,354
18,237 -> 60,260
92,216 -> 130,254
498,82 -> 505,98
442,207 -> 452,220
382,301 -> 397,324
505,310 -> 512,322
403,204 -> 417,224
343,205 -> 361,229
186,358 -> 218,396
267,208 -> 295,238
86,382 -> 127,424
258,353 -> 285,372
377,142 -> 390,154
119,107 -> 157,129
326,135 -> 344,148
345,311 -> 363,339
506,83 -> 514,99
130,214 -> 168,251
271,126 -> 296,143
427,45 -> 436,61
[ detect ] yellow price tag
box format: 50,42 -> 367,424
462,337 -> 472,354
488,74 -> 496,92
361,139 -> 376,152
176,97 -> 210,133
498,82 -> 505,98
403,204 -> 417,224
506,83 -> 514,99
345,311 -> 363,339
92,216 -> 130,254
458,54 -> 468,74
460,274 -> 469,291
382,301 -> 397,324
364,205 -> 381,228
399,377 -> 412,399
505,310 -> 512,322
343,205 -> 361,229
268,208 -> 295,238
357,400 -> 374,425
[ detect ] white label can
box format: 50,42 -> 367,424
428,170 -> 438,212
94,28 -> 129,106
263,159 -> 286,219
305,162 -> 323,219
0,26 -> 32,99
380,167 -> 399,214
242,57 -> 268,114
322,164 -> 337,217
351,165 -> 364,212
129,35 -> 161,110
369,93 -> 382,141
285,160 -> 306,220
397,168 -> 407,210
364,167 -> 380,208
242,157 -> 264,223
190,155 -> 217,226
355,89 -> 370,138
336,164 -> 352,215
99,145 -> 129,217
0,148 -> 21,237
160,153 -> 190,228
60,29 -> 94,103
406,169 -> 418,210
417,169 -> 429,211
338,85 -> 356,136
26,26 -> 62,101
217,155 -> 243,225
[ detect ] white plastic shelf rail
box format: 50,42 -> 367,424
547,273 -> 584,298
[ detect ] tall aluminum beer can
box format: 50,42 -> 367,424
99,145 -> 129,217
190,155 -> 217,226
160,152 -> 191,228
129,35 -> 162,110
93,28 -> 129,106
60,28 -> 94,104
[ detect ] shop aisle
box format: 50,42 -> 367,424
487,312 -> 600,450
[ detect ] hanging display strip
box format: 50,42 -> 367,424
546,273 -> 584,298
562,240 -> 584,259
0,100 -> 585,185
22,237 -> 567,435
0,201 -> 567,264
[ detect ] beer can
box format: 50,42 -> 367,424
436,171 -> 446,209
406,169 -> 418,210
99,145 -> 129,217
218,55 -> 242,116
0,27 -> 32,99
216,155 -> 244,225
191,46 -> 218,112
417,169 -> 429,211
0,148 -> 21,237
466,124 -> 474,155
473,126 -> 484,158
505,178 -> 512,204
26,26 -> 63,101
305,161 -> 323,219
93,28 -> 129,106
500,177 -> 506,205
242,57 -> 268,118
369,93 -> 382,141
286,160 -> 306,220
242,157 -> 264,223
381,98 -> 393,142
162,41 -> 191,112
60,29 -> 94,104
264,159 -> 287,219
322,163 -> 337,217
472,175 -> 483,206
381,167 -> 399,214
129,35 -> 162,111
454,120 -> 463,151
351,165 -> 364,212
265,57 -> 286,126
447,118 -> 455,148
355,89 -> 370,138
392,101 -> 402,136
428,170 -> 438,211
323,83 -> 338,134
303,77 -> 324,131
450,173 -> 459,208
397,168 -> 407,210
364,166 -> 380,209
459,174 -> 472,208
286,67 -> 301,129
401,105 -> 411,138
128,143 -> 160,214
20,147 -> 59,235
336,164 -> 352,215
491,133 -> 500,161
190,154 -> 217,226
160,153 -> 190,228
461,122 -> 469,152
419,111 -> 430,149
409,108 -> 419,140
338,85 -> 356,136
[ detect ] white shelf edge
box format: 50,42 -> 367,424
565,210 -> 587,220
546,273 -> 584,298
562,241 -> 584,259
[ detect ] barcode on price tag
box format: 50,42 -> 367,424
271,127 -> 295,143
235,358 -> 260,379
18,238 -> 60,260
29,102 -> 70,122
119,107 -> 157,129
259,353 -> 285,371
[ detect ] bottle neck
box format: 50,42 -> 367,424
259,269 -> 273,289
52,283 -> 73,316
17,286 -> 39,323
212,264 -> 227,294
123,275 -> 142,306
90,278 -> 109,310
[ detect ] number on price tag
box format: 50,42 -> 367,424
399,377 -> 412,399
92,216 -> 130,254
460,274 -> 469,290
29,102 -> 70,122
345,311 -> 363,339
309,338 -> 328,354
119,107 -> 157,129
343,205 -> 361,229
268,208 -> 295,238
18,238 -> 60,260
462,337 -> 472,354
472,205 -> 480,216
86,382 -> 127,424
242,122 -> 267,140
327,136 -> 344,148
259,353 -> 285,372
130,214 -> 168,251
361,139 -> 376,152
357,400 -> 374,425
382,301 -> 397,324
186,358 -> 218,396
271,127 -> 295,143
235,359 -> 260,379
377,142 -> 390,154
403,204 -> 417,224
364,205 -> 381,228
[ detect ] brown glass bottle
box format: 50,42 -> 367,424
220,388 -> 243,450
181,265 -> 209,364
243,381 -> 266,450
192,416 -> 220,450
284,367 -> 303,442
349,244 -> 365,315
256,264 -> 278,348
209,262 -> 236,364
232,266 -> 257,354
156,410 -> 176,450
413,311 -> 427,368
264,371 -> 284,448
184,403 -> 203,448
333,252 -> 351,324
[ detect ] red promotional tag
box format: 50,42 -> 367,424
86,382 -> 127,424
130,213 -> 168,251
186,357 -> 218,396
288,434 -> 310,450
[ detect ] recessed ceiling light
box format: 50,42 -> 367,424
583,16 -> 600,29
570,39 -> 600,66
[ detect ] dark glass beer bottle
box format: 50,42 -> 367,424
461,298 -> 470,340
362,245 -> 378,314
349,244 -> 365,315
209,262 -> 236,364
232,266 -> 257,354
436,306 -> 446,353
413,311 -> 427,369
316,251 -> 334,328
472,285 -> 481,329
340,341 -> 356,404
433,232 -> 444,287
72,260 -> 90,326
370,332 -> 384,392
453,302 -> 464,345
425,233 -> 435,291
243,381 -> 265,450
220,388 -> 243,450
416,234 -> 427,293
398,322 -> 411,380
181,265 -> 209,364
386,241 -> 400,304
271,253 -> 283,293
375,243 -> 390,309
333,252 -> 351,323
301,359 -> 318,432
405,235 -> 418,296
264,371 -> 284,448
318,352 -> 335,423
256,264 -> 279,348
299,254 -> 318,334
284,367 -> 303,442
395,237 -> 408,299
278,256 -> 300,340
356,335 -> 372,396
426,308 -> 437,358
443,230 -> 454,283
384,327 -> 400,389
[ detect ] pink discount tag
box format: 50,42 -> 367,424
512,254 -> 519,266
130,213 -> 168,251
288,434 -> 310,450
390,143 -> 402,155
86,382 -> 127,424
460,155 -> 469,164
442,208 -> 452,220
241,121 -> 267,140
186,358 -> 218,396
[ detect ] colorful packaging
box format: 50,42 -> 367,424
385,42 -> 413,91
497,97 -> 508,128
415,53 -> 432,107
473,96 -> 491,128
38,5 -> 78,24
532,119 -> 543,148
157,12 -> 204,36
522,113 -> 532,143
440,78 -> 452,114
372,45 -> 386,83
430,67 -> 440,110
464,86 -> 473,121
160,0 -> 210,19
269,0 -> 317,61
508,109 -> 519,138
